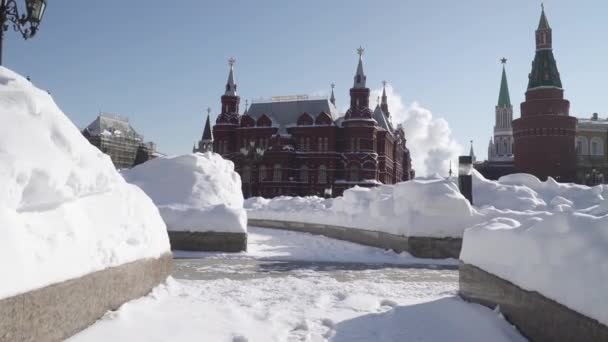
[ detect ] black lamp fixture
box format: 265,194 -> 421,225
0,0 -> 47,65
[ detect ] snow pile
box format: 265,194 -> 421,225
473,170 -> 607,211
122,153 -> 247,233
246,170 -> 608,239
247,178 -> 480,238
0,67 -> 169,300
461,209 -> 608,326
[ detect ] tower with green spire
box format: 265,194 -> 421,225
488,58 -> 514,162
512,4 -> 577,182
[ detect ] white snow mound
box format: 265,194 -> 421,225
247,179 -> 478,238
461,209 -> 608,326
122,153 -> 247,233
246,170 -> 607,239
0,67 -> 170,300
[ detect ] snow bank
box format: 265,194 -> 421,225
0,67 -> 169,300
122,153 -> 247,233
247,178 -> 480,238
461,209 -> 608,326
246,170 -> 607,239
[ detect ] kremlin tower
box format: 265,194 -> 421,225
512,5 -> 577,181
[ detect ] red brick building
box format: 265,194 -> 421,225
513,5 -> 577,181
209,50 -> 414,198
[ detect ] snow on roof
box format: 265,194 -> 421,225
246,97 -> 340,134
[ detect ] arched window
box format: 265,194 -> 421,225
259,165 -> 267,182
576,136 -> 589,155
318,165 -> 327,184
273,164 -> 282,182
590,137 -> 604,156
300,165 -> 309,183
349,165 -> 359,182
592,141 -> 599,156
242,166 -> 251,184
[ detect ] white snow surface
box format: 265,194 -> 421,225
71,227 -> 525,342
0,67 -> 169,299
246,171 -> 608,238
122,153 -> 247,233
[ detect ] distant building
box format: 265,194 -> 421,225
512,5 -> 578,182
83,113 -> 158,169
207,50 -> 414,198
475,59 -> 516,180
575,113 -> 607,185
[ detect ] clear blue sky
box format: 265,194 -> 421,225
6,0 -> 608,157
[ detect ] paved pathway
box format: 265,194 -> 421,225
69,227 -> 525,342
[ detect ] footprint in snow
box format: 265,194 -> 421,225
232,335 -> 248,342
380,299 -> 398,308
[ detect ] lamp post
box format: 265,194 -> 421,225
458,155 -> 473,204
240,141 -> 264,198
0,0 -> 47,65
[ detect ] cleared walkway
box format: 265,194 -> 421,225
69,227 -> 526,342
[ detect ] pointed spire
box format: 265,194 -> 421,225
448,160 -> 453,178
202,107 -> 213,141
244,99 -> 249,115
497,58 -> 511,107
538,3 -> 550,30
330,83 -> 336,106
381,80 -> 389,115
469,140 -> 476,162
528,4 -> 561,89
224,57 -> 237,96
353,46 -> 367,88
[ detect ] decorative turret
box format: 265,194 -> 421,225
353,46 -> 367,88
381,80 -> 389,117
498,59 -> 511,107
220,57 -> 240,117
330,83 -> 336,106
345,47 -> 372,119
528,5 -> 562,90
195,107 -> 214,153
489,58 -> 514,162
225,57 -> 237,96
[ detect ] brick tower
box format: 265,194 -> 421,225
512,5 -> 577,181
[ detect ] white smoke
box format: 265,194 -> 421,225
371,85 -> 464,177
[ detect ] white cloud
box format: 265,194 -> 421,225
371,85 -> 464,177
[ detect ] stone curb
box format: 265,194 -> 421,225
0,253 -> 173,342
168,230 -> 247,252
459,262 -> 608,342
248,218 -> 461,259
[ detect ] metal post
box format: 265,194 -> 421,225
458,156 -> 473,204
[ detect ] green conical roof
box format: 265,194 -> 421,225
538,6 -> 551,30
497,65 -> 511,107
528,49 -> 562,89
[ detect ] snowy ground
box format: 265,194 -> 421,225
70,227 -> 526,342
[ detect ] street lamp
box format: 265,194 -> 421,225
0,0 -> 47,65
458,155 -> 473,204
